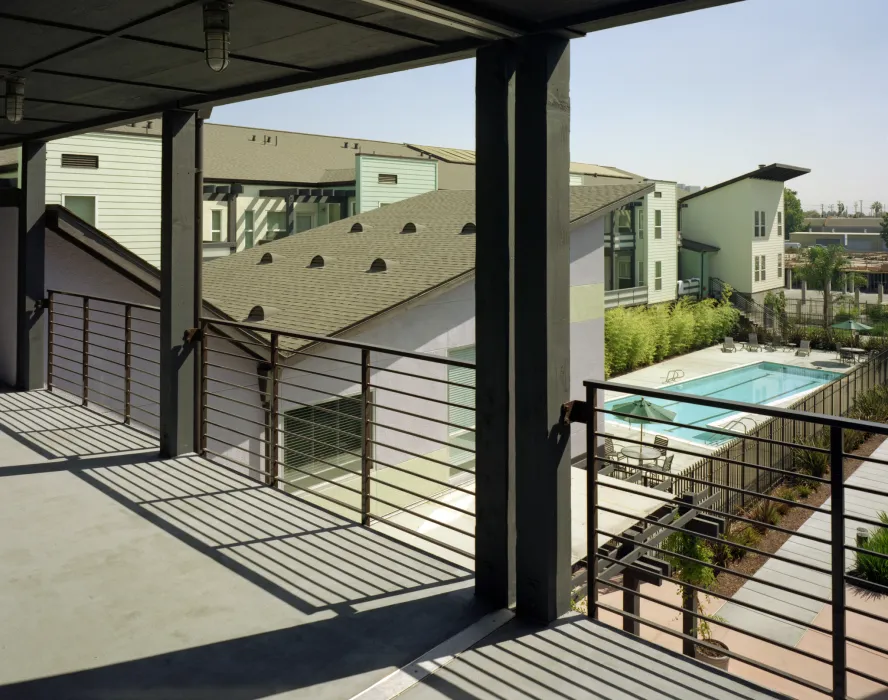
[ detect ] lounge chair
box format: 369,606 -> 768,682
746,333 -> 762,352
796,339 -> 811,357
721,337 -> 737,353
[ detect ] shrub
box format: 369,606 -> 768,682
852,512 -> 888,587
792,434 -> 830,479
713,526 -> 763,566
748,499 -> 784,530
867,304 -> 888,322
849,385 -> 888,425
795,483 -> 814,499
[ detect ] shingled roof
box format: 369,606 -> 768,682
202,182 -> 654,349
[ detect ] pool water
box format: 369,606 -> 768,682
605,362 -> 841,446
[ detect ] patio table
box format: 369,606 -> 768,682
620,445 -> 661,466
845,348 -> 866,363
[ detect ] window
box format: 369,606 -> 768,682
378,173 -> 398,185
777,211 -> 783,236
244,210 -> 255,249
637,261 -> 644,285
654,191 -> 662,198
754,255 -> 760,282
211,210 -> 223,242
448,346 -> 476,475
655,261 -> 662,291
350,201 -> 356,216
636,208 -> 644,239
618,259 -> 631,280
61,154 -> 99,169
266,211 -> 287,240
295,214 -> 313,233
63,195 -> 96,226
754,210 -> 766,237
282,395 -> 362,487
754,211 -> 759,237
654,210 -> 662,239
777,253 -> 783,278
761,255 -> 766,281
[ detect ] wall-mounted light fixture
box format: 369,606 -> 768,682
4,77 -> 25,123
203,1 -> 232,73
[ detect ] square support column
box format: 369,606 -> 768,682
16,141 -> 46,391
475,42 -> 517,608
512,34 -> 572,624
160,109 -> 199,457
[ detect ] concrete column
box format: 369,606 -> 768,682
855,288 -> 860,306
160,110 -> 199,457
474,42 -> 517,609
825,279 -> 832,324
512,34 -> 572,624
285,195 -> 294,238
845,273 -> 851,294
785,268 -> 792,289
16,141 -> 46,391
801,280 -> 807,304
879,283 -> 884,305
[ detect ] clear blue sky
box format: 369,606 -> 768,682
214,0 -> 886,214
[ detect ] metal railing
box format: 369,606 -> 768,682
581,375 -> 888,700
604,286 -> 648,309
46,290 -> 161,430
198,316 -> 476,559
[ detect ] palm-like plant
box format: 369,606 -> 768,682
871,201 -> 883,217
794,245 -> 865,328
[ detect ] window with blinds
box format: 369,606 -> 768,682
282,394 -> 362,490
447,346 -> 476,474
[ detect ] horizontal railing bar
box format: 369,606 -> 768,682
600,429 -> 830,484
365,478 -> 475,518
48,289 -> 160,312
128,339 -> 161,354
202,361 -> 271,383
200,448 -> 273,479
276,377 -> 359,402
367,382 -> 474,411
276,414 -> 359,442
128,387 -> 160,406
129,403 -> 160,418
277,444 -> 361,476
846,667 -> 888,690
198,343 -> 264,363
205,374 -> 259,394
284,363 -> 361,385
204,404 -> 269,430
51,319 -> 89,334
845,573 -> 888,596
204,329 -> 269,350
202,317 -> 476,369
86,367 -> 125,389
844,543 -> 888,561
367,363 -> 475,390
594,528 -> 831,603
203,418 -> 268,446
594,577 -> 832,665
367,493 -> 475,538
204,434 -> 268,462
600,405 -> 830,453
847,604 -> 888,625
844,512 -> 888,530
85,386 -> 124,404
589,551 -> 833,634
591,472 -> 831,545
272,394 -> 362,424
127,375 -> 158,392
284,348 -> 361,367
368,400 -> 475,432
368,419 -> 476,453
368,516 -> 474,560
588,378 -> 888,435
277,464 -> 362,496
129,326 -> 161,338
592,601 -> 831,696
365,459 -> 474,496
202,392 -> 263,412
48,364 -> 85,380
49,344 -> 88,364
845,634 -> 888,659
842,480 -> 888,498
595,502 -> 833,576
594,453 -> 830,513
47,330 -> 84,347
368,442 -> 476,475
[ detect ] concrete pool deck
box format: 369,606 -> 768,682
602,344 -> 856,474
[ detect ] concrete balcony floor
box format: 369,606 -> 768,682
0,389 -> 485,700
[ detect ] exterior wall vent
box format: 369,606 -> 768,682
368,258 -> 391,273
61,154 -> 99,169
246,305 -> 279,322
460,222 -> 476,234
258,252 -> 282,264
308,255 -> 329,268
378,173 -> 398,185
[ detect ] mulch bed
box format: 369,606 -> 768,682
712,432 -> 885,598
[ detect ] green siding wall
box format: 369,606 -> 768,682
356,155 -> 438,213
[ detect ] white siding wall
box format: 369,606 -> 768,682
646,182 -> 678,304
46,133 -> 162,266
356,155 -> 437,212
749,179 -> 787,296
680,179 -> 753,294
0,205 -> 18,385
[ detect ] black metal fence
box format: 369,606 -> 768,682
583,376 -> 888,700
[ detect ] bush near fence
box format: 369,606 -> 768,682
674,349 -> 888,515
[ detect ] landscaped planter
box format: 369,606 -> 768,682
695,640 -> 730,671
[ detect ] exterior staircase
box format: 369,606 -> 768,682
709,276 -> 779,329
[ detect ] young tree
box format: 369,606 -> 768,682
783,188 -> 807,234
794,245 -> 863,327
873,201 -> 884,217
837,201 -> 847,216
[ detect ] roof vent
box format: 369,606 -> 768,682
246,305 -> 279,322
460,222 -> 476,235
758,164 -> 767,169
353,143 -> 359,149
368,258 -> 391,273
350,222 -> 366,233
343,141 -> 349,148
401,222 -> 418,234
308,254 -> 329,268
258,252 -> 282,264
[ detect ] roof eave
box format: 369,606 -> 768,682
570,182 -> 657,230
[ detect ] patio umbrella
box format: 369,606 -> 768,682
831,319 -> 873,344
611,397 -> 676,444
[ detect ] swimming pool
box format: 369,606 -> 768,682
605,362 -> 842,446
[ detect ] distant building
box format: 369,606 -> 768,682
792,217 -> 886,252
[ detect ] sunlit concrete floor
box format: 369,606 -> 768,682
0,389 -> 486,700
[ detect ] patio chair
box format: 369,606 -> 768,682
796,339 -> 811,357
838,345 -> 855,365
654,435 -> 669,466
746,333 -> 762,352
721,336 -> 737,353
603,437 -> 625,472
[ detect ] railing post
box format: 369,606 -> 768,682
361,348 -> 371,526
124,304 -> 132,424
199,320 -> 208,456
586,382 -> 599,621
81,297 -> 90,406
829,424 -> 846,700
268,332 -> 279,488
47,291 -> 54,391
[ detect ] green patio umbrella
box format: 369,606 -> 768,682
611,397 -> 676,444
830,320 -> 873,332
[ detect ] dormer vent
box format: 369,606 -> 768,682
460,222 -> 476,234
258,252 -> 281,264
